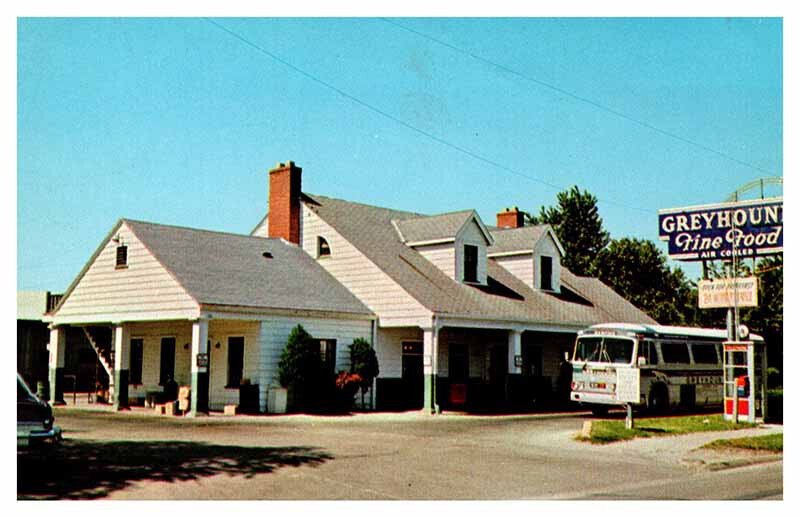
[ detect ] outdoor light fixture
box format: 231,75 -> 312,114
215,342 -> 221,349
183,343 -> 189,350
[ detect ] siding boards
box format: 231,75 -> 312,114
56,222 -> 198,320
258,316 -> 373,405
376,327 -> 423,378
494,254 -> 534,288
300,205 -> 430,322
416,243 -> 456,279
126,321 -> 193,402
207,320 -> 262,411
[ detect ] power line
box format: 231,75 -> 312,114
380,18 -> 774,177
204,18 -> 651,214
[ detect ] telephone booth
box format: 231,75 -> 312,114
723,340 -> 768,423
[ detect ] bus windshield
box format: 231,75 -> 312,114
574,336 -> 635,364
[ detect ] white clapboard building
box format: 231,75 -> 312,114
47,160 -> 654,414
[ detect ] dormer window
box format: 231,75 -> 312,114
317,236 -> 331,258
539,255 -> 553,290
115,245 -> 128,269
463,244 -> 478,283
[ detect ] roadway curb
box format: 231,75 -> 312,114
682,453 -> 783,472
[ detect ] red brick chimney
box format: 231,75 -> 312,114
268,161 -> 302,244
496,207 -> 524,229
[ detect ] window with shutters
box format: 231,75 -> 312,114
463,244 -> 478,283
540,255 -> 553,291
115,245 -> 128,269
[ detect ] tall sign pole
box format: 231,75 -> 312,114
659,189 -> 781,424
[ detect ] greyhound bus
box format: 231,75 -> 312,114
569,323 -> 763,415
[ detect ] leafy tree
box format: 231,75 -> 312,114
349,338 -> 379,408
528,186 -> 610,276
277,325 -> 323,409
594,238 -> 694,324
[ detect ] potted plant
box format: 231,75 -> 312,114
334,371 -> 363,411
267,382 -> 288,414
349,338 -> 379,409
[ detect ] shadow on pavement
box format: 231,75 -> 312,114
18,439 -> 333,500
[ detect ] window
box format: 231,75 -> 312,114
130,338 -> 143,385
691,343 -> 719,364
315,339 -> 337,374
463,244 -> 478,282
660,341 -> 690,364
159,337 -> 176,385
540,256 -> 553,290
317,236 -> 331,257
115,245 -> 128,268
638,340 -> 659,365
604,338 -> 634,364
574,337 -> 602,362
227,337 -> 244,388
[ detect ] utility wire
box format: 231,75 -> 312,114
380,18 -> 774,177
204,18 -> 651,214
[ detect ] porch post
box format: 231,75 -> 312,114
48,325 -> 66,405
190,318 -> 209,417
507,328 -> 522,374
113,323 -> 131,410
422,326 -> 440,414
507,328 -> 523,408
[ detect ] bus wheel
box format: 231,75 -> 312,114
648,385 -> 669,414
590,405 -> 609,417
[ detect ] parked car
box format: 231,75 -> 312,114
17,374 -> 62,447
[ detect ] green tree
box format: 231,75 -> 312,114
349,338 -> 379,408
528,186 -> 610,276
277,325 -> 323,409
594,238 -> 694,324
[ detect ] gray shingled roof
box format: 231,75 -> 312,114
124,219 -> 372,315
393,210 -> 475,244
488,225 -> 548,255
302,194 -> 656,326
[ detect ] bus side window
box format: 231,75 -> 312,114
639,341 -> 658,365
661,341 -> 690,364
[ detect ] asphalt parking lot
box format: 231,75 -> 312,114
17,408 -> 782,500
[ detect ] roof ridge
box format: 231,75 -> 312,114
397,208 -> 475,222
122,218 -> 274,242
489,224 -> 549,233
304,192 -> 424,218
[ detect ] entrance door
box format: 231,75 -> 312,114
401,341 -> 423,410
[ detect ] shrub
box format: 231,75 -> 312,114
277,325 -> 323,410
766,388 -> 783,423
349,338 -> 379,407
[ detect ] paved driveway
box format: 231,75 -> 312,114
17,408 -> 782,500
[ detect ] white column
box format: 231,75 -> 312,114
48,325 -> 66,404
113,323 -> 130,410
190,318 -> 209,416
508,328 -> 522,374
422,325 -> 440,414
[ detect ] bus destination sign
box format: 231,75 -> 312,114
658,198 -> 782,261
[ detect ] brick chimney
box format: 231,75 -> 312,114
268,161 -> 302,244
496,207 -> 524,229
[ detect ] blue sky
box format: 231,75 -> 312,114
17,17 -> 782,292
